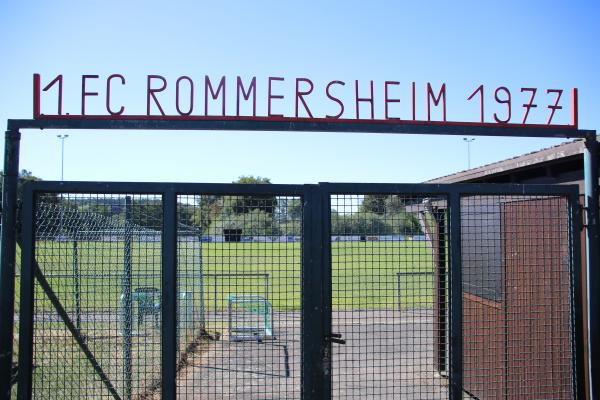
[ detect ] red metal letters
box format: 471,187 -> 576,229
32,74 -> 578,128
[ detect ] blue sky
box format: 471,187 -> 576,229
0,1 -> 598,184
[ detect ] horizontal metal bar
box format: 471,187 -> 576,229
25,181 -> 580,197
7,117 -> 593,138
24,181 -> 306,196
320,182 -> 580,196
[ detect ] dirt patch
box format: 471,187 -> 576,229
136,331 -> 216,400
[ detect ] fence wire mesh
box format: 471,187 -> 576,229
461,195 -> 576,399
175,194 -> 302,399
330,194 -> 449,399
27,195 -> 167,399
28,195 -> 164,399
16,187 -> 580,400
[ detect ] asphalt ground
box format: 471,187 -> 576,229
176,309 -> 451,400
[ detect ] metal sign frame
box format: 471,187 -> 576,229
0,117 -> 598,400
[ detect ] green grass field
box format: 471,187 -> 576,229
24,240 -> 434,312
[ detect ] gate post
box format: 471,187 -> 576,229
569,190 -> 586,400
433,209 -> 448,374
301,184 -> 328,400
0,129 -> 21,400
161,189 -> 177,400
122,196 -> 133,400
584,133 -> 599,400
448,191 -> 463,400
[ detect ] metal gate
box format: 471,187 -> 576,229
14,181 -> 584,399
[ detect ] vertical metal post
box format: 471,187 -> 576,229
321,187 -> 333,400
16,184 -> 34,400
214,279 -> 217,313
122,196 -> 133,400
227,298 -> 232,340
569,192 -> 586,400
584,134 -> 599,400
265,275 -> 270,303
434,209 -> 448,374
73,240 -> 81,332
197,236 -> 206,333
397,272 -> 401,309
162,189 -> 177,400
301,185 -> 327,400
0,129 -> 21,400
448,192 -> 463,400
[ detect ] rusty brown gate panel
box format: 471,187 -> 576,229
461,195 -> 581,399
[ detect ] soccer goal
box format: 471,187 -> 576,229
227,295 -> 274,342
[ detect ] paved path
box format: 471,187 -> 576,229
176,309 -> 451,399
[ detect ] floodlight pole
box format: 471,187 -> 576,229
56,135 -> 68,239
463,137 -> 475,169
0,129 -> 21,400
57,134 -> 68,181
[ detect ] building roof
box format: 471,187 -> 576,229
426,139 -> 588,184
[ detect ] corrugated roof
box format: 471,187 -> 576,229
426,139 -> 587,183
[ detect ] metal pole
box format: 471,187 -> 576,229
162,189 -> 177,400
57,134 -> 68,181
301,184 -> 328,400
435,209 -> 448,374
448,191 -> 463,400
73,240 -> 81,332
0,129 -> 21,400
17,180 -> 35,400
584,133 -> 599,400
568,191 -> 586,400
197,236 -> 206,333
463,138 -> 475,169
214,278 -> 217,313
122,196 -> 133,400
397,272 -> 401,310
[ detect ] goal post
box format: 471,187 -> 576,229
227,295 -> 273,342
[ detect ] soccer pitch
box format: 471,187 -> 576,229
26,240 -> 434,313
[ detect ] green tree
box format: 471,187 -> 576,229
360,194 -> 387,215
228,175 -> 277,214
0,169 -> 45,205
192,195 -> 223,233
385,210 -> 422,235
275,198 -> 302,223
384,195 -> 406,214
332,211 -> 390,235
207,209 -> 280,236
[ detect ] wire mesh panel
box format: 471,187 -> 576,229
17,183 -> 582,400
176,194 -> 302,399
29,194 -> 163,399
330,193 -> 449,399
461,195 -> 575,399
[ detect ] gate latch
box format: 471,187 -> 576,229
326,333 -> 346,345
